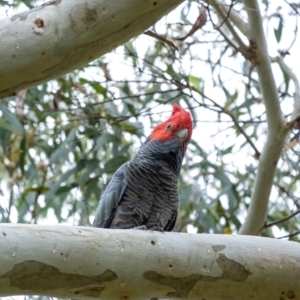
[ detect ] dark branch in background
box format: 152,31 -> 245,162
31,157 -> 48,223
185,84 -> 261,158
275,182 -> 300,209
264,208 -> 300,229
10,88 -> 182,119
6,186 -> 14,223
206,3 -> 240,52
278,230 -> 300,240
210,1 -> 234,30
175,5 -> 207,41
207,0 -> 254,60
283,0 -> 300,16
144,30 -> 178,50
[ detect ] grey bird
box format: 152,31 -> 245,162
93,104 -> 192,231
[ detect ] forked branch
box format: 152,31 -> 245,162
238,0 -> 289,235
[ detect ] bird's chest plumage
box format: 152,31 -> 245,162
121,159 -> 179,225
125,159 -> 177,195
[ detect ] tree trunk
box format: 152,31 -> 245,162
0,224 -> 299,299
0,0 -> 183,98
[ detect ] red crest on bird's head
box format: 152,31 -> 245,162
150,104 -> 193,150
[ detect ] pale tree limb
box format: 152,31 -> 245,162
15,90 -> 27,119
274,56 -> 300,123
208,0 -> 248,52
238,0 -> 289,235
219,2 -> 249,37
0,224 -> 300,300
204,0 -> 249,37
0,0 -> 184,99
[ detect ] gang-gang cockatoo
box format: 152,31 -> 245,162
93,104 -> 192,231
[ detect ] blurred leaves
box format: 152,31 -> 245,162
0,0 -> 299,245
0,104 -> 24,135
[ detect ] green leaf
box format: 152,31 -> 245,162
84,177 -> 101,202
79,78 -> 107,97
24,186 -> 50,194
0,104 -> 24,135
125,40 -> 138,68
45,167 -> 77,199
120,121 -> 143,136
104,156 -> 128,174
166,64 -> 182,81
96,133 -> 120,148
274,17 -> 283,43
49,144 -> 69,165
188,75 -> 202,91
56,183 -> 78,195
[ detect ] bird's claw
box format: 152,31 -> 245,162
150,226 -> 164,233
133,225 -> 147,230
133,225 -> 164,232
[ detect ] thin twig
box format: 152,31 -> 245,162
213,1 -> 234,30
277,230 -> 300,239
275,182 -> 300,209
209,0 -> 248,52
283,0 -> 300,16
6,186 -> 14,223
204,0 -> 249,36
224,109 -> 261,159
31,167 -> 48,224
287,15 -> 298,52
186,86 -> 260,157
264,208 -> 300,229
216,25 -> 240,52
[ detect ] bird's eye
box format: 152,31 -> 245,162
166,124 -> 172,130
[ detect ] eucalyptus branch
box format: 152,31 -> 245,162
208,0 -> 248,52
238,0 -> 289,236
1,225 -> 300,298
0,0 -> 185,98
221,3 -> 249,37
204,0 -> 249,37
216,25 -> 239,51
274,56 -> 300,123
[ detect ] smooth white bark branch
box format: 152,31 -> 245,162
204,0 -> 249,37
241,1 -> 285,132
275,56 -> 300,122
0,224 -> 300,300
238,0 -> 289,236
209,0 -> 248,51
221,5 -> 248,37
0,0 -> 184,98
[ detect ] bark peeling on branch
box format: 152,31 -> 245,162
2,261 -> 117,296
0,224 -> 300,300
0,0 -> 184,98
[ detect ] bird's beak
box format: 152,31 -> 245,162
176,128 -> 188,142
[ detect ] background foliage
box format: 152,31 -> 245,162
0,0 -> 300,242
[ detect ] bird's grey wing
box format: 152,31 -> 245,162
92,162 -> 128,228
164,210 -> 178,232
